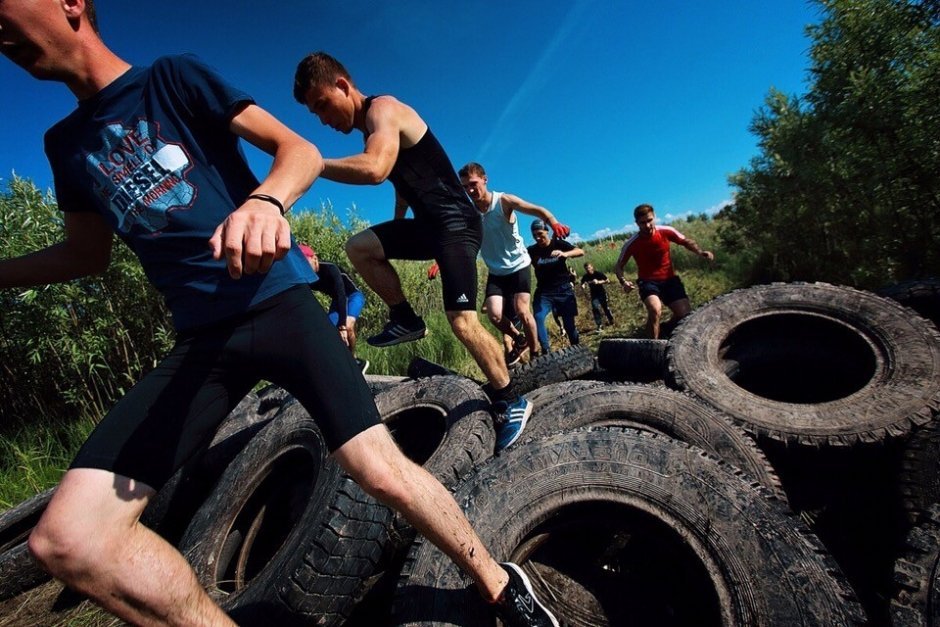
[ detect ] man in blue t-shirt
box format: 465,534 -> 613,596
0,3 -> 555,626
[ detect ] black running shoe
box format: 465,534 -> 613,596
495,562 -> 559,626
366,317 -> 428,347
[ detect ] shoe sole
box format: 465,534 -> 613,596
366,327 -> 428,348
501,562 -> 560,627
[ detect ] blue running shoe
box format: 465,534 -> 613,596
495,562 -> 559,627
366,317 -> 428,347
493,395 -> 532,451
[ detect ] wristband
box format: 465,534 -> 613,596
247,193 -> 286,216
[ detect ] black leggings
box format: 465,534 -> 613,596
70,286 -> 381,490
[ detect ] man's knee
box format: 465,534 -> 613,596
29,508 -> 117,581
346,230 -> 381,263
28,469 -> 150,580
670,298 -> 692,318
447,311 -> 479,341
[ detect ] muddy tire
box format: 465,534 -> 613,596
667,282 -> 940,446
892,503 -> 940,626
523,380 -> 783,498
365,374 -> 410,394
180,404 -> 391,626
900,420 -> 940,524
877,277 -> 940,328
0,488 -> 55,601
392,428 -> 864,626
596,338 -> 668,382
508,345 -> 596,396
372,376 -> 495,550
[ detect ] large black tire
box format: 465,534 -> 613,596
508,345 -> 596,396
180,376 -> 495,625
877,277 -> 940,329
900,419 -> 940,524
0,488 -> 55,601
372,376 -> 495,550
892,503 -> 940,625
180,404 -> 391,626
392,428 -> 865,626
523,380 -> 784,498
668,282 -> 940,446
364,374 -> 410,394
596,338 -> 668,382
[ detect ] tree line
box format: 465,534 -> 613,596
722,0 -> 940,285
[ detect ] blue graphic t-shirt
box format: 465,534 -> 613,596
44,54 -> 315,331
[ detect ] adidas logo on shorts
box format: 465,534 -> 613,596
456,293 -> 469,303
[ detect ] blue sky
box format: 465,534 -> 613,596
0,1 -> 820,242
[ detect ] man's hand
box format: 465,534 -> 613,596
337,325 -> 350,347
701,251 -> 715,262
550,221 -> 571,239
427,262 -> 440,280
209,198 -> 291,279
621,280 -> 635,293
550,249 -> 566,258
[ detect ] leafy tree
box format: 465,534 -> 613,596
725,0 -> 940,286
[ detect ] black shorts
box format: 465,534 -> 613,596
484,265 -> 532,299
70,286 -> 382,490
371,218 -> 483,311
638,275 -> 688,306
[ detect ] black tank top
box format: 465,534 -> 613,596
364,96 -> 478,231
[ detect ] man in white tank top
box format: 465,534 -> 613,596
457,162 -> 572,363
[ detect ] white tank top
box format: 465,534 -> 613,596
479,191 -> 531,275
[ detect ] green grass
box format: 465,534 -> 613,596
0,417 -> 96,509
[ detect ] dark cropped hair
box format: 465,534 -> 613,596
458,162 -> 486,179
633,203 -> 655,220
293,52 -> 352,103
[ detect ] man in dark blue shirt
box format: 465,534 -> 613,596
0,4 -> 556,626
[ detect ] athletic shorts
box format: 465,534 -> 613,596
371,217 -> 483,311
638,275 -> 688,306
328,290 -> 366,326
485,265 -> 532,299
70,286 -> 382,490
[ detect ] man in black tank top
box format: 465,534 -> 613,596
293,52 -> 558,627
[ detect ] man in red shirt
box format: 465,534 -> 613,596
614,204 -> 714,338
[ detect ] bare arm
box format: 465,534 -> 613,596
209,103 -> 323,279
551,246 -> 585,259
0,211 -> 113,289
680,237 -> 715,261
322,97 -> 407,185
614,246 -> 635,292
501,193 -> 571,238
499,193 -> 556,223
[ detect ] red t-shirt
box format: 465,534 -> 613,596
617,226 -> 686,281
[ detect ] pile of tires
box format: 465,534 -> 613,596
2,280 -> 940,626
